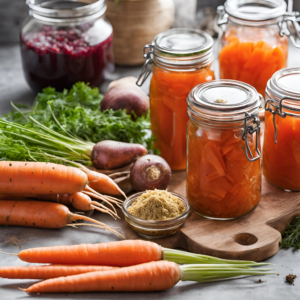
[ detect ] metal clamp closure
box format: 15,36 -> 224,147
242,112 -> 261,162
265,93 -> 300,144
278,12 -> 300,48
216,6 -> 228,29
136,45 -> 154,87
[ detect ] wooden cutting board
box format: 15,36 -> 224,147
122,171 -> 300,262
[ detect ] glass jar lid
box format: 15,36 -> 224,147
224,0 -> 286,21
267,67 -> 300,100
152,28 -> 213,57
26,0 -> 106,23
136,28 -> 214,86
188,80 -> 261,122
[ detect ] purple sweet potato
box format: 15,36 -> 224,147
101,77 -> 149,118
130,155 -> 172,192
91,140 -> 148,170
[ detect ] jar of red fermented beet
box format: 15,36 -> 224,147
21,0 -> 114,92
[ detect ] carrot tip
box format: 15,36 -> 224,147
18,288 -> 27,292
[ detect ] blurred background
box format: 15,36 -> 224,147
1,0 -> 300,44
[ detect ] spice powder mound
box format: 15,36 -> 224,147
128,190 -> 186,220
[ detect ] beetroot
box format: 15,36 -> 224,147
100,77 -> 149,118
91,140 -> 148,170
130,155 -> 172,192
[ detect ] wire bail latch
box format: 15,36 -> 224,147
279,11 -> 300,48
136,44 -> 154,87
242,112 -> 261,162
265,92 -> 300,144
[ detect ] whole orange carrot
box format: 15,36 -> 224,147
0,265 -> 118,279
0,192 -> 119,218
18,240 -> 161,266
0,200 -> 123,238
68,192 -> 119,218
85,170 -> 126,197
0,162 -> 87,194
24,261 -> 180,293
22,261 -> 274,293
16,240 -> 265,267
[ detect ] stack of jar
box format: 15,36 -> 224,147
138,0 -> 300,220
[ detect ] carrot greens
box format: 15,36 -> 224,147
3,82 -> 153,148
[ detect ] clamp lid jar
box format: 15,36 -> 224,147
187,80 -> 262,220
137,28 -> 215,171
263,67 -> 300,191
216,0 -> 300,96
21,0 -> 114,92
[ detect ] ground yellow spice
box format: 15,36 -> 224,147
128,190 -> 186,220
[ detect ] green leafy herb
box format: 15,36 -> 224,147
3,82 -> 153,149
0,82 -> 156,167
280,216 -> 300,250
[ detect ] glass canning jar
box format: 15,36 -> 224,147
217,0 -> 300,96
264,67 -> 300,191
21,0 -> 114,92
137,28 -> 215,171
186,80 -> 262,220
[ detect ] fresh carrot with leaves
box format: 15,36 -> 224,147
0,265 -> 118,279
15,240 -> 267,266
21,261 -> 274,293
0,161 -> 87,195
0,200 -> 123,238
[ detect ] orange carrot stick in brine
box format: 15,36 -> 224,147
219,36 -> 288,95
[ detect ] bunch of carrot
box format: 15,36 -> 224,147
0,240 -> 274,293
0,161 -> 126,237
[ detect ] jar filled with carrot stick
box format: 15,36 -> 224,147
263,67 -> 300,191
217,0 -> 300,96
137,29 -> 215,170
187,80 -> 262,219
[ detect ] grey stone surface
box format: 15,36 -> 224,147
1,42 -> 300,299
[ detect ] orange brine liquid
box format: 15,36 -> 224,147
187,121 -> 261,219
150,65 -> 214,170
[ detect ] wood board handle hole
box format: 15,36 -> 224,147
234,233 -> 258,246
